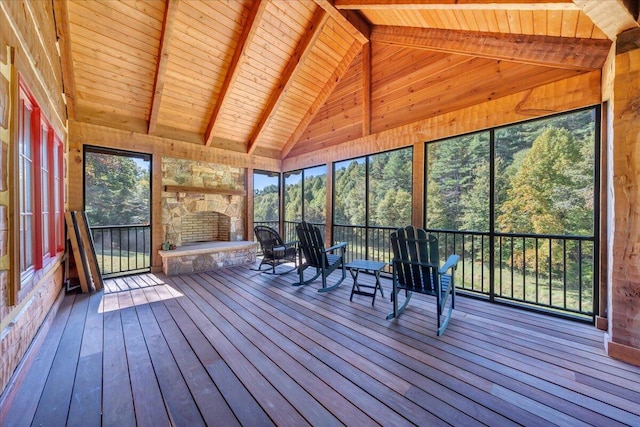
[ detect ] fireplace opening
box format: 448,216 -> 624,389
181,211 -> 231,244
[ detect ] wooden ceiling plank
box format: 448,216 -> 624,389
335,0 -> 579,11
281,40 -> 363,159
148,0 -> 180,134
370,25 -> 611,70
204,0 -> 268,147
53,0 -> 77,120
572,0 -> 638,40
246,8 -> 329,154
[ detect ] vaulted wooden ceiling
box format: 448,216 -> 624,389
53,1 -> 635,160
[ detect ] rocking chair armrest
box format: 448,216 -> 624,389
439,254 -> 460,274
325,241 -> 347,253
282,241 -> 298,249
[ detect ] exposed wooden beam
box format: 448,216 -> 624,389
313,0 -> 370,43
204,0 -> 268,147
573,0 -> 638,40
617,27 -> 640,55
370,25 -> 611,70
362,42 -> 371,137
246,8 -> 328,155
52,0 -> 77,120
281,41 -> 363,159
335,0 -> 579,11
148,0 -> 179,135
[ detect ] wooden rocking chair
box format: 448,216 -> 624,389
254,225 -> 298,274
387,225 -> 460,336
294,221 -> 347,292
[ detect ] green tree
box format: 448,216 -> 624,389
85,153 -> 149,226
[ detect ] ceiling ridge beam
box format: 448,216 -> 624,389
204,0 -> 268,147
148,0 -> 180,135
335,0 -> 579,11
281,40 -> 364,159
314,0 -> 370,43
370,25 -> 611,70
247,8 -> 329,155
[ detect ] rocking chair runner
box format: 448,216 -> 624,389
254,225 -> 298,274
387,225 -> 460,336
294,221 -> 347,292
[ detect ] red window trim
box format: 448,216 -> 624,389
18,77 -> 65,287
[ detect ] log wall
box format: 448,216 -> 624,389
0,0 -> 67,397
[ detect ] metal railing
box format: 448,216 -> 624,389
333,224 -> 396,273
89,224 -> 151,278
283,220 -> 326,245
332,225 -> 595,319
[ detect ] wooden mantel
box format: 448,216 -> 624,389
163,185 -> 247,196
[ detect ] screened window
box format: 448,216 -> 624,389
253,170 -> 280,230
333,147 -> 413,264
424,107 -> 598,318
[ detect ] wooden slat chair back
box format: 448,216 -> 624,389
387,225 -> 460,336
254,226 -> 298,274
294,221 -> 347,292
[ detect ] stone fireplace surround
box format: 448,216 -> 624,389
160,158 -> 257,275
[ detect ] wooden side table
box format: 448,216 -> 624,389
345,260 -> 386,306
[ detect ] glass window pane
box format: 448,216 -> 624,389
426,132 -> 490,232
303,165 -> 326,224
253,170 -> 279,224
333,158 -> 366,226
284,170 -> 302,222
368,148 -> 413,227
495,110 -> 595,236
84,152 -> 151,226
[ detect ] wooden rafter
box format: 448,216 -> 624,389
572,0 -> 638,40
281,41 -> 363,159
313,0 -> 370,43
335,0 -> 578,10
362,42 -> 371,137
148,0 -> 179,135
52,0 -> 77,120
246,8 -> 328,155
204,0 -> 268,147
370,25 -> 611,70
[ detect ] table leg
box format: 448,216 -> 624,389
349,268 -> 360,301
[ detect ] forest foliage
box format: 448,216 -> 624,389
84,152 -> 150,226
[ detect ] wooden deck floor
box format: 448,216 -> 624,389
2,262 -> 640,426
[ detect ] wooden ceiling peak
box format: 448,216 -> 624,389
204,0 -> 268,147
370,25 -> 611,70
247,8 -> 329,155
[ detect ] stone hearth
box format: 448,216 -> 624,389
159,241 -> 257,276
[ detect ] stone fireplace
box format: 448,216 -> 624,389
159,157 -> 257,275
161,158 -> 245,246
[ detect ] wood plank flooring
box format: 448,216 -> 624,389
2,261 -> 640,426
